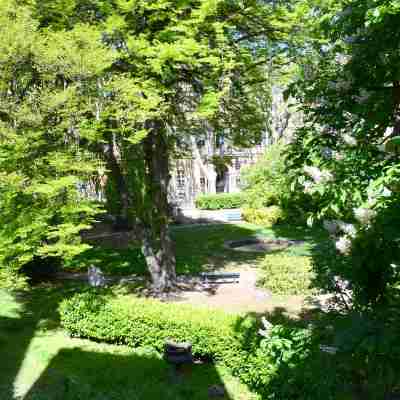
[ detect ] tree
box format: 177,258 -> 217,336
32,0 -> 289,291
0,1 -> 115,275
285,0 -> 400,307
241,140 -> 288,208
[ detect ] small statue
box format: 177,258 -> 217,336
88,265 -> 106,287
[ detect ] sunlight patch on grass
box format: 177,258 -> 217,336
0,290 -> 24,319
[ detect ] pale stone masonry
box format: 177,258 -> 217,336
169,86 -> 302,208
169,136 -> 267,208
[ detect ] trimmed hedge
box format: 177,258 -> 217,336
59,291 -> 259,365
241,206 -> 283,226
195,193 -> 245,210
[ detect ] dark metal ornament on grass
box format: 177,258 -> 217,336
164,340 -> 193,365
208,384 -> 226,398
165,340 -> 193,384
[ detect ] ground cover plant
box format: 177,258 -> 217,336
257,255 -> 315,296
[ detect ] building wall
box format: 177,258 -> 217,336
169,146 -> 265,208
169,86 -> 302,208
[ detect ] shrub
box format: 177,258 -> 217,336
240,141 -> 321,223
311,202 -> 400,309
241,206 -> 284,226
246,324 -> 341,400
257,255 -> 315,295
241,141 -> 289,209
195,193 -> 246,210
333,311 -> 400,398
59,291 -> 259,365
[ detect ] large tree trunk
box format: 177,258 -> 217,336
100,136 -> 131,224
100,122 -> 176,292
140,122 -> 176,292
140,223 -> 176,292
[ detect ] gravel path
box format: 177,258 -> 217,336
171,266 -> 315,316
174,268 -> 271,313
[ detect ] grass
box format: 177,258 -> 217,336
173,223 -> 265,274
176,222 -> 329,270
65,222 -> 328,277
64,246 -> 147,276
63,222 -> 329,315
0,287 -> 258,400
65,223 -> 264,276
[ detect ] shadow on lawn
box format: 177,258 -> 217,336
0,285 -> 68,399
0,285 -> 233,400
0,312 -> 32,399
24,348 -> 233,400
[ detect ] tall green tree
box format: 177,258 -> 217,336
32,0 -> 289,291
0,0 -> 114,274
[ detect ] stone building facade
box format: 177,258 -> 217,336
169,137 -> 268,208
169,86 -> 302,208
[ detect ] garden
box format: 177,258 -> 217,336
1,1 -> 400,399
0,221 -> 335,400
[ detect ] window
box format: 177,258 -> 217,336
200,177 -> 206,192
235,158 -> 241,170
177,170 -> 185,188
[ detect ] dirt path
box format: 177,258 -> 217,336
57,265 -> 313,316
57,258 -> 313,317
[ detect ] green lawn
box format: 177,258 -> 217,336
0,287 -> 258,400
66,222 -> 328,276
